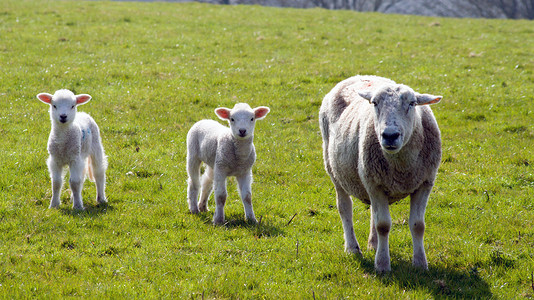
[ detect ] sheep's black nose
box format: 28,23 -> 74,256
59,115 -> 67,123
382,131 -> 400,144
239,129 -> 247,137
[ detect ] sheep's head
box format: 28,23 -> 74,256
215,103 -> 270,140
37,89 -> 91,125
359,85 -> 441,154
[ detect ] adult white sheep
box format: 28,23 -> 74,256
319,75 -> 442,272
37,89 -> 108,210
187,103 -> 270,225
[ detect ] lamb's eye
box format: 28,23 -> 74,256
230,118 -> 234,122
409,102 -> 416,107
53,105 -> 57,109
250,118 -> 254,121
71,105 -> 75,109
371,101 -> 378,107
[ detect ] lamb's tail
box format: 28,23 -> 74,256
86,156 -> 95,182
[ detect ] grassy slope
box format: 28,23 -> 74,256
0,0 -> 533,298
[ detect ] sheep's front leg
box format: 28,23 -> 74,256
370,191 -> 392,272
48,157 -> 63,209
212,171 -> 227,225
335,184 -> 361,255
237,171 -> 257,223
409,184 -> 432,270
69,159 -> 86,210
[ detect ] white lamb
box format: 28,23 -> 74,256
186,103 -> 270,225
319,75 -> 442,272
37,89 -> 108,210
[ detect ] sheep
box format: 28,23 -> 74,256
36,89 -> 108,210
186,103 -> 270,225
319,75 -> 442,272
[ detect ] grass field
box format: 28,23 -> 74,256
1,0 -> 533,298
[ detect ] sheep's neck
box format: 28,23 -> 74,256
234,138 -> 253,159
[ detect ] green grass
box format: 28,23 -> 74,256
1,0 -> 534,298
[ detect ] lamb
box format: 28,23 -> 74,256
319,75 -> 442,272
186,103 -> 270,225
36,89 -> 108,210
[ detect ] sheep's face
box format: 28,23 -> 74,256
215,103 -> 270,140
37,90 -> 91,125
359,85 -> 441,154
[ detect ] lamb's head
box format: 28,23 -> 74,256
215,103 -> 270,140
359,85 -> 441,154
37,89 -> 91,125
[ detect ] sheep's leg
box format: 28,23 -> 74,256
48,157 -> 63,209
186,157 -> 201,214
69,159 -> 86,210
198,166 -> 214,212
367,205 -> 378,250
212,171 -> 227,225
335,184 -> 361,255
237,171 -> 257,223
409,185 -> 432,270
91,153 -> 107,205
370,193 -> 392,272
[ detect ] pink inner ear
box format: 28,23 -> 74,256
428,97 -> 442,105
215,108 -> 231,120
76,95 -> 91,104
254,107 -> 269,119
37,93 -> 53,104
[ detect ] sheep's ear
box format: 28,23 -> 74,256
253,106 -> 270,120
214,107 -> 232,120
37,93 -> 53,104
358,91 -> 373,103
75,94 -> 92,105
416,94 -> 442,106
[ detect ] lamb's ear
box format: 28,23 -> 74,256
416,94 -> 442,106
37,93 -> 53,104
253,106 -> 270,120
75,94 -> 92,105
214,107 -> 232,120
358,91 -> 373,103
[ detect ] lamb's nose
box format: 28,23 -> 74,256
239,129 -> 247,137
59,114 -> 67,123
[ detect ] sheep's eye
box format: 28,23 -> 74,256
230,118 -> 234,122
250,118 -> 254,121
371,101 -> 378,107
71,105 -> 75,109
53,105 -> 57,109
409,102 -> 416,107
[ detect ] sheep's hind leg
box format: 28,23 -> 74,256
91,153 -> 107,205
198,166 -> 214,212
48,157 -> 63,209
186,157 -> 201,214
237,171 -> 257,223
367,205 -> 378,250
69,159 -> 86,210
335,184 -> 361,255
409,185 -> 431,270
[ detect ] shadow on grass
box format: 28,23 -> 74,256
59,202 -> 113,218
351,255 -> 492,298
194,212 -> 286,238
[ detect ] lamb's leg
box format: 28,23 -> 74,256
48,157 -> 63,209
335,183 -> 361,255
212,170 -> 227,225
368,205 -> 378,250
370,193 -> 392,272
198,166 -> 214,212
69,159 -> 86,210
91,152 -> 107,205
237,171 -> 257,223
409,185 -> 432,270
186,156 -> 201,214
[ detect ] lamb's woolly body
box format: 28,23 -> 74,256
186,103 -> 269,225
319,75 -> 442,272
38,89 -> 107,210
